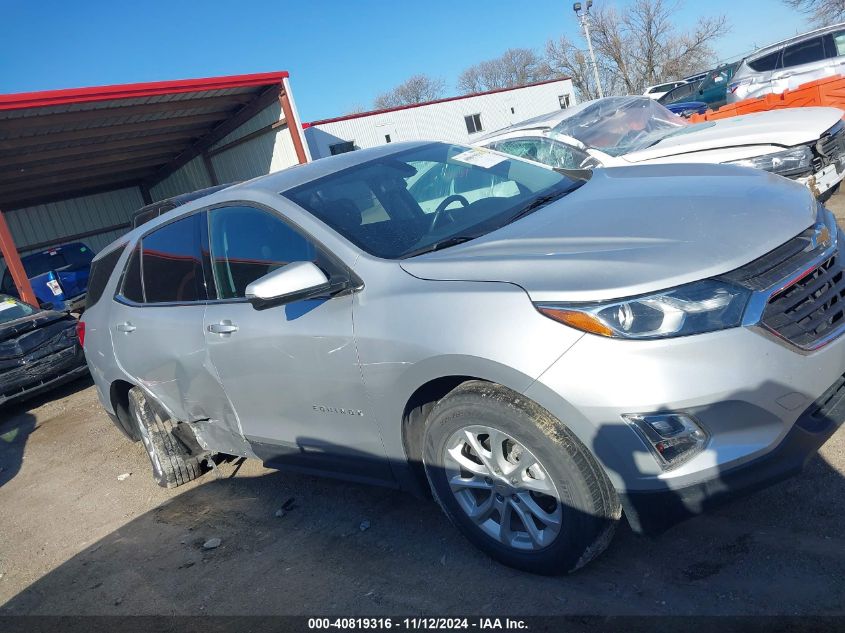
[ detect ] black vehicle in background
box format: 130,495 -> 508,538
0,295 -> 87,407
131,184 -> 235,229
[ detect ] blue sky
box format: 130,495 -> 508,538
1,0 -> 811,121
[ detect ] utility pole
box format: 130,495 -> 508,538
573,1 -> 604,98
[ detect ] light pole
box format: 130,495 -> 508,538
573,1 -> 604,98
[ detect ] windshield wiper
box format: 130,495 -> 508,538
402,236 -> 477,258
503,181 -> 585,226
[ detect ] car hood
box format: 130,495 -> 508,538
622,107 -> 843,162
399,164 -> 816,303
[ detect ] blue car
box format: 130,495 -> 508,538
1,242 -> 95,312
666,101 -> 708,117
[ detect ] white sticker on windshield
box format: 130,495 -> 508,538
451,148 -> 507,169
0,299 -> 17,311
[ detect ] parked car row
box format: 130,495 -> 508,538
0,242 -> 99,407
644,22 -> 845,112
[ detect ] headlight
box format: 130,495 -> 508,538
727,146 -> 814,178
536,279 -> 751,339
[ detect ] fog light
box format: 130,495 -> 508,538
622,413 -> 708,470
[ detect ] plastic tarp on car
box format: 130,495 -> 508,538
549,96 -> 689,157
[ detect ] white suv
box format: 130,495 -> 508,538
729,23 -> 845,103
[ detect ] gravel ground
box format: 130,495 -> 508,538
0,195 -> 844,617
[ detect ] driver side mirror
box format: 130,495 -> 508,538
245,261 -> 335,310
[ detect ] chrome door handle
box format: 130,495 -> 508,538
207,321 -> 239,335
116,322 -> 136,333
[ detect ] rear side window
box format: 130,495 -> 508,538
208,206 -> 317,299
827,31 -> 845,57
86,244 -> 126,309
120,246 -> 144,303
658,82 -> 697,104
141,213 -> 209,303
748,50 -> 782,72
782,37 -> 826,68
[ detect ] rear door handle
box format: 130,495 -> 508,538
116,322 -> 136,333
207,321 -> 239,335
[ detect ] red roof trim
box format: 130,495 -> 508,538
303,77 -> 571,128
0,71 -> 290,111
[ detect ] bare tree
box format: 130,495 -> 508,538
543,38 -> 621,99
784,0 -> 845,25
340,104 -> 368,116
373,74 -> 446,109
545,0 -> 728,99
458,48 -> 554,93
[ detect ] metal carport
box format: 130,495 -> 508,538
0,72 -> 309,306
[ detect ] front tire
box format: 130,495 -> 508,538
422,381 -> 620,574
128,387 -> 203,489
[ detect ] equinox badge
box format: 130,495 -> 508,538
312,405 -> 364,416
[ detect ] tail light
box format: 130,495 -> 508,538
76,320 -> 86,347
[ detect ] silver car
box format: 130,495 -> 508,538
729,23 -> 845,104
81,141 -> 845,574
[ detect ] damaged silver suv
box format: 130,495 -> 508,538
81,142 -> 845,574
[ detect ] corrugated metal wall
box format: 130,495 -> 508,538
149,155 -> 212,201
148,102 -> 300,199
1,100 -> 303,279
305,80 -> 576,159
0,186 -> 144,276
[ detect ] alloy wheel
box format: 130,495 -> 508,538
442,425 -> 562,551
136,414 -> 164,478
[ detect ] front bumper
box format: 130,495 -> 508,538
621,371 -> 845,533
0,344 -> 88,407
526,319 -> 845,534
797,161 -> 845,198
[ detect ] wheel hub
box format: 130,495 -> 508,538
442,424 -> 563,551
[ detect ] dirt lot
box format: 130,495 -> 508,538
1,197 -> 844,617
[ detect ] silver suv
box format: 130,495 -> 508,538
729,23 -> 845,103
81,142 -> 845,574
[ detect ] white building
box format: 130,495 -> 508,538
304,79 -> 575,159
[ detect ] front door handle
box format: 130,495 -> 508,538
116,322 -> 136,333
207,321 -> 239,335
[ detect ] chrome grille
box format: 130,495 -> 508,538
761,252 -> 845,349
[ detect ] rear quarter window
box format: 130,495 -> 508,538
86,244 -> 126,309
782,37 -> 826,68
748,50 -> 782,72
119,246 -> 144,303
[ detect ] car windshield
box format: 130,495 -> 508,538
283,142 -> 583,259
0,294 -> 37,324
549,96 -> 690,156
